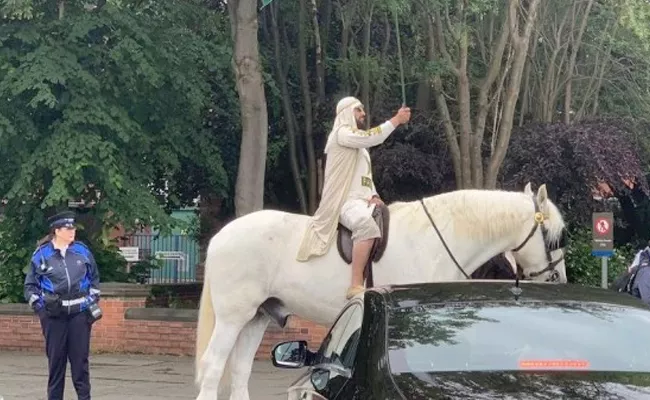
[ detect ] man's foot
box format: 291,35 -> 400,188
346,285 -> 365,299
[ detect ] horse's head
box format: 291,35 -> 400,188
510,183 -> 568,283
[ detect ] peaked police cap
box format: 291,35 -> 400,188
48,211 -> 76,229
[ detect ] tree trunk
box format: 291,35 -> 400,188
361,3 -> 374,127
309,0 -> 325,103
308,0 -> 325,208
428,10 -> 462,188
58,0 -> 65,19
197,191 -> 224,265
415,13 -> 434,114
518,28 -> 538,127
298,0 -> 318,214
228,0 -> 269,217
471,7 -> 510,188
543,11 -> 569,122
270,4 -> 308,214
373,13 -> 392,113
484,0 -> 542,188
321,0 -> 333,57
339,6 -> 351,94
563,0 -> 594,124
457,21 -> 473,189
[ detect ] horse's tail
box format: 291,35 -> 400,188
195,266 -> 215,385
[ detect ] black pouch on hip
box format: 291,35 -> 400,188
87,301 -> 103,323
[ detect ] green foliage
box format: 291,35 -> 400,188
0,0 -> 238,300
85,238 -> 129,282
565,227 -> 635,287
617,0 -> 650,51
0,0 -> 233,229
0,218 -> 31,303
0,0 -> 36,20
123,256 -> 162,285
147,284 -> 200,309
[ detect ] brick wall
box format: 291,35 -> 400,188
0,309 -> 45,352
0,283 -> 328,360
146,283 -> 202,309
257,318 -> 330,358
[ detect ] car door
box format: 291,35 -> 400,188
287,299 -> 364,400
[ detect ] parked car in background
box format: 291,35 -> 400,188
271,280 -> 650,399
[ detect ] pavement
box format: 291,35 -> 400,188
0,351 -> 303,400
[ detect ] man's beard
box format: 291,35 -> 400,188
355,117 -> 365,128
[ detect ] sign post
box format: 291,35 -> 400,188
591,212 -> 614,288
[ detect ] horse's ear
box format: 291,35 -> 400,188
524,182 -> 533,196
537,184 -> 549,210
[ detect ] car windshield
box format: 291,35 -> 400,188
387,301 -> 650,374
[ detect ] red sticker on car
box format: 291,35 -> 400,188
519,360 -> 590,369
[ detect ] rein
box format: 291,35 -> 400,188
419,195 -> 566,282
419,199 -> 470,279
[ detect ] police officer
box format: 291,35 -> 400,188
24,210 -> 102,400
629,241 -> 650,307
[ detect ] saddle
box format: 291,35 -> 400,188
336,203 -> 390,288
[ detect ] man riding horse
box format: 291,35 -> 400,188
296,96 -> 411,299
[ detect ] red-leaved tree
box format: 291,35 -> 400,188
500,119 -> 649,230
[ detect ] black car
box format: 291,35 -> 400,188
271,280 -> 650,399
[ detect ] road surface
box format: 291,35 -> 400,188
0,351 -> 302,399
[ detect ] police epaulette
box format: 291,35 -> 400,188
32,242 -> 48,256
70,241 -> 91,256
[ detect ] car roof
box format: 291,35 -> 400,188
366,280 -> 650,311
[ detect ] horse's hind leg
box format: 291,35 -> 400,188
228,312 -> 271,400
196,311 -> 256,400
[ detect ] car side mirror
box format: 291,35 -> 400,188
271,340 -> 309,369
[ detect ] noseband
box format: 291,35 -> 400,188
511,196 -> 567,281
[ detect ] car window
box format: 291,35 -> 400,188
386,301 -> 650,374
318,303 -> 363,368
331,307 -> 362,369
317,305 -> 354,360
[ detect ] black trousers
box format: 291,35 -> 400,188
39,310 -> 92,400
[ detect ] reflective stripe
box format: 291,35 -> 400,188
90,288 -> 101,296
62,297 -> 86,306
28,294 -> 39,306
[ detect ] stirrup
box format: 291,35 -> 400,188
346,285 -> 365,299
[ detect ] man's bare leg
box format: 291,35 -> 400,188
347,239 -> 374,299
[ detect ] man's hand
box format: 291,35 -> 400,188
368,195 -> 384,207
390,106 -> 411,126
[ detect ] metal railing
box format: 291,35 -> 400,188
120,234 -> 200,284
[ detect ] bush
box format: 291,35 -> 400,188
564,226 -> 636,287
0,220 -> 31,303
501,119 -> 649,227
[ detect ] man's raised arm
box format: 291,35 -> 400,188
337,106 -> 411,149
337,120 -> 396,148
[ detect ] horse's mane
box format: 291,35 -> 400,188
387,189 -> 565,245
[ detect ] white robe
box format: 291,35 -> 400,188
296,97 -> 395,261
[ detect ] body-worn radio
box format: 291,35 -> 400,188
87,301 -> 103,323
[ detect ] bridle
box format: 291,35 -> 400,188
419,196 -> 568,282
511,196 -> 568,282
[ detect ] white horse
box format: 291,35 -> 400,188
194,183 -> 568,400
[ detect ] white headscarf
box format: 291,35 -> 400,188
324,96 -> 362,154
